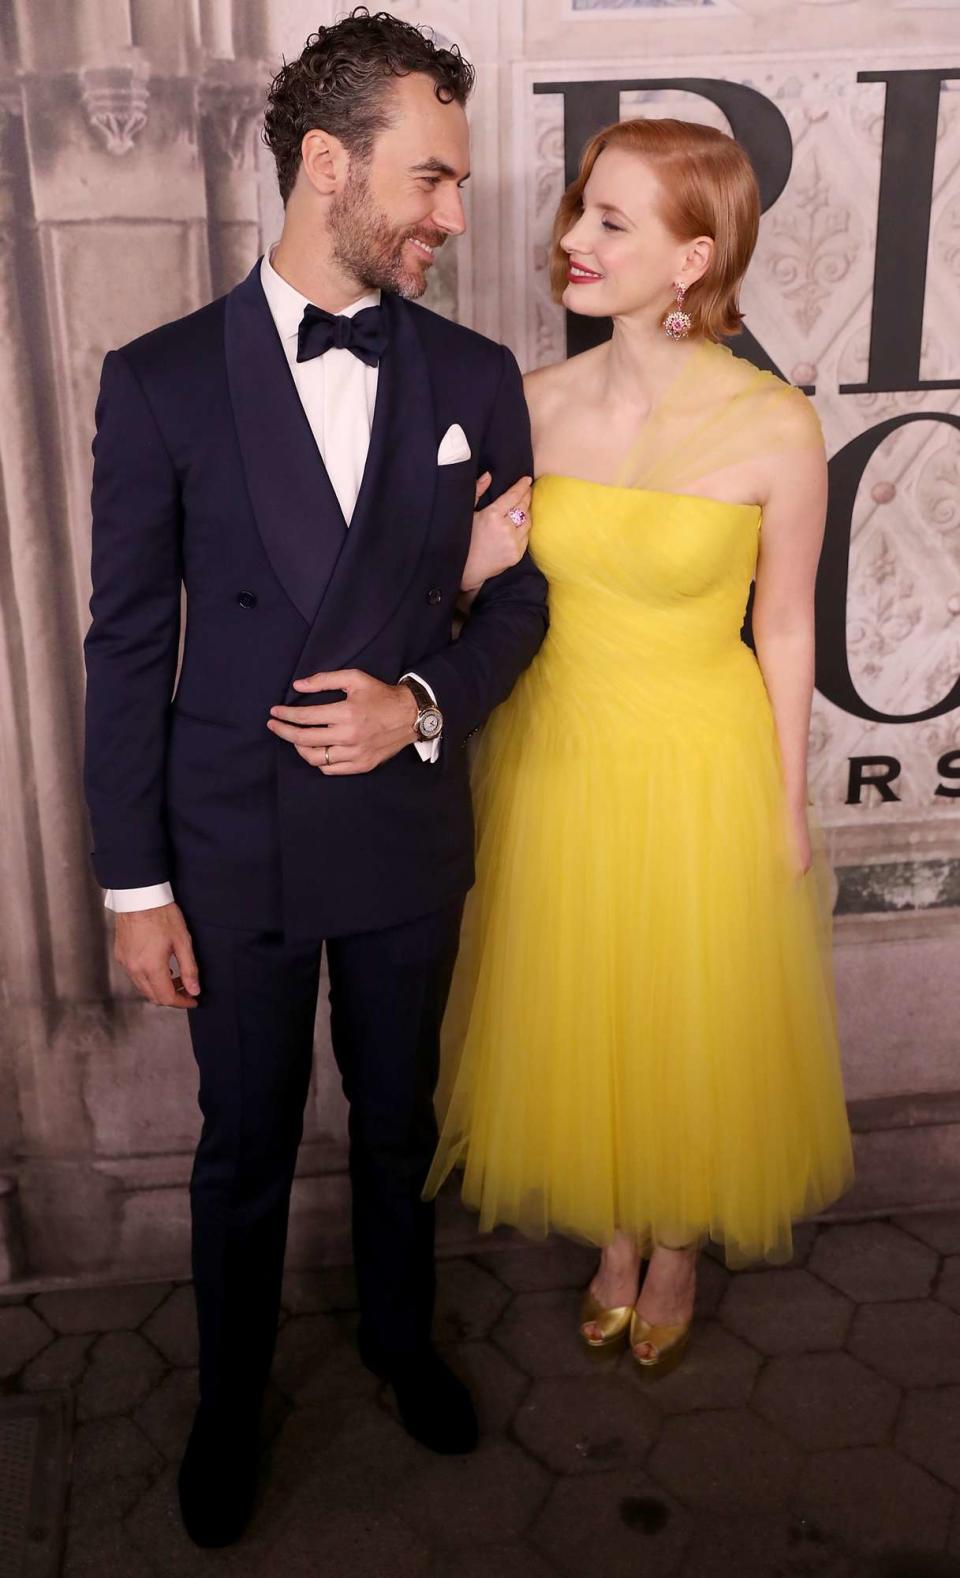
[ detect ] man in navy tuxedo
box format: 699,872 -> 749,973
83,9 -> 546,1547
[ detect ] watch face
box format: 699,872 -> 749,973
420,708 -> 443,739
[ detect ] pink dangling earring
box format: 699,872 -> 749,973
663,281 -> 692,341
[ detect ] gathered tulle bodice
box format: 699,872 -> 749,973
516,342 -> 822,743
522,475 -> 765,745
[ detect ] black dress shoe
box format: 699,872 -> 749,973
177,1406 -> 261,1548
360,1340 -> 479,1455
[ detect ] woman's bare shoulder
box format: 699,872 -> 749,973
524,347 -> 603,414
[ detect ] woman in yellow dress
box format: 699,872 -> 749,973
425,116 -> 853,1373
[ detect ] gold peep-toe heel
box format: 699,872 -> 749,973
629,1310 -> 692,1378
579,1290 -> 634,1352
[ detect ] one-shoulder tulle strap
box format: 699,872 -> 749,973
614,340 -> 822,497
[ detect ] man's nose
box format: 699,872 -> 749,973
434,187 -> 466,238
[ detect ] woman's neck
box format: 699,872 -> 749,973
601,312 -> 703,415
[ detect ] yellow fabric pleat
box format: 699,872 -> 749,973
426,427 -> 853,1267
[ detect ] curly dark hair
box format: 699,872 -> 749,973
263,7 -> 475,205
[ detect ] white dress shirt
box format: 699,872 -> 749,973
105,248 -> 440,914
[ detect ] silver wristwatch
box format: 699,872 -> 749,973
401,676 -> 443,743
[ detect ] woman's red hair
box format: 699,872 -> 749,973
550,117 -> 761,341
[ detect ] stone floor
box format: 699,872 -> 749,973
3,1213 -> 960,1577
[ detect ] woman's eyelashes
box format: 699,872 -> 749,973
601,219 -> 625,232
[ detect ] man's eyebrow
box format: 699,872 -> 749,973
410,158 -> 471,181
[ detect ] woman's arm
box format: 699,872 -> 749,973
458,471 -> 532,610
751,424 -> 828,873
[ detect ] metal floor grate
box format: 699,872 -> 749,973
0,1400 -> 68,1578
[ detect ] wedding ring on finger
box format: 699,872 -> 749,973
323,744 -> 331,767
507,506 -> 528,527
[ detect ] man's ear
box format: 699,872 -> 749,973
300,128 -> 349,196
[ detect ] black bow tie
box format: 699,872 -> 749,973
296,302 -> 389,368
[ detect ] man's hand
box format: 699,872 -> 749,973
114,902 -> 200,1009
267,670 -> 419,776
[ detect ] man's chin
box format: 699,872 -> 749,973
394,266 -> 430,301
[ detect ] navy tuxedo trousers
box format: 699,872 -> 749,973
185,900 -> 463,1419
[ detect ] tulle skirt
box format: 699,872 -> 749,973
425,649 -> 854,1267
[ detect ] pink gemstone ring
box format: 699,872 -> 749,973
507,506 -> 528,527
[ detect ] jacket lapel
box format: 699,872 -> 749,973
291,292 -> 438,681
225,261 -> 347,626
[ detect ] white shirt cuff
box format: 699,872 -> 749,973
402,671 -> 441,764
104,883 -> 175,912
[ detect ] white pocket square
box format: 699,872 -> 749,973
437,423 -> 472,466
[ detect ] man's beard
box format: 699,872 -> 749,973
330,163 -> 444,300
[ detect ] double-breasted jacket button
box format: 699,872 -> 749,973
237,591 -> 258,609
427,587 -> 443,606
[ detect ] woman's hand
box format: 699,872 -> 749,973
460,472 -> 533,594
787,800 -> 813,878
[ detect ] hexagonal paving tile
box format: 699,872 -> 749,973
719,1269 -> 852,1355
269,1392 -> 423,1512
648,1408 -> 802,1512
475,1238 -> 597,1293
271,1312 -> 378,1406
63,1518 -> 163,1578
403,1438 -> 551,1547
141,1285 -> 198,1367
69,1416 -> 164,1529
752,1350 -> 900,1451
491,1289 -> 606,1378
849,1300 -> 960,1389
76,1331 -> 165,1421
952,1504 -> 960,1560
531,1469 -> 692,1578
938,1257 -> 960,1315
897,1386 -> 960,1491
894,1210 -> 960,1255
513,1373 -> 659,1475
281,1266 -> 358,1316
809,1222 -> 938,1303
434,1257 -> 511,1343
0,1305 -> 52,1377
794,1445 -> 955,1554
33,1282 -> 171,1335
428,1543 -> 557,1578
21,1333 -> 92,1393
127,1459 -> 415,1578
678,1510 -> 849,1578
134,1367 -> 199,1460
634,1320 -> 760,1415
693,1255 -> 730,1319
441,1340 -> 529,1435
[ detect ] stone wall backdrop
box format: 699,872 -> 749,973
1,0 -> 958,1289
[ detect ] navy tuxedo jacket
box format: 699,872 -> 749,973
83,262 -> 548,937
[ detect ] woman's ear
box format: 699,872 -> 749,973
299,128 -> 349,197
680,234 -> 715,287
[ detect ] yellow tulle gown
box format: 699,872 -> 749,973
425,342 -> 853,1267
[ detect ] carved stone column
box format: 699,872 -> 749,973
0,101 -> 107,1006
199,56 -> 266,296
0,0 -> 218,1282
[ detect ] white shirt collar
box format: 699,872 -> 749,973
260,246 -> 381,343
